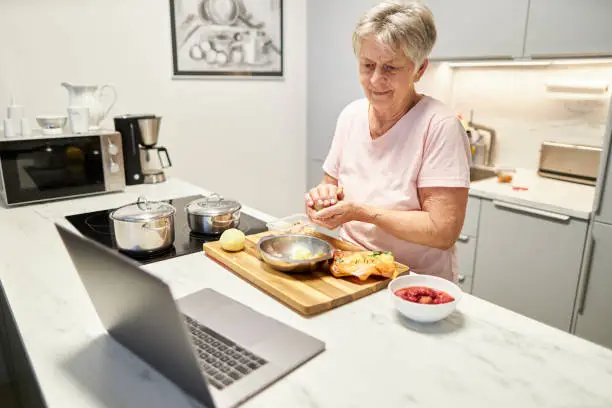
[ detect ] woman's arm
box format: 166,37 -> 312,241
354,187 -> 468,250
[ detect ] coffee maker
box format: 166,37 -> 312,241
113,114 -> 172,184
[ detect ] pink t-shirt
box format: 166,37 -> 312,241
322,95 -> 471,282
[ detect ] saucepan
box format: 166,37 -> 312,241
185,193 -> 241,235
109,196 -> 176,253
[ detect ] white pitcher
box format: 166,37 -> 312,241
61,82 -> 117,130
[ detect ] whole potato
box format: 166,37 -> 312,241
219,228 -> 246,252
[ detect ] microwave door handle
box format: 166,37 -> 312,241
157,147 -> 172,168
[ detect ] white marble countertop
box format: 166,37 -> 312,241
1,179 -> 612,408
469,168 -> 596,220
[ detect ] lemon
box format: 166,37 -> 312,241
219,228 -> 246,252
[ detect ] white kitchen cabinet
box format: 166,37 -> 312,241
456,235 -> 476,276
425,0 -> 529,60
457,275 -> 473,294
472,199 -> 588,332
454,196 -> 481,293
461,196 -> 481,237
574,222 -> 612,350
456,236 -> 475,293
455,196 -> 480,293
524,0 -> 612,58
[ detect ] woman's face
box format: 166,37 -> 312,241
358,36 -> 427,111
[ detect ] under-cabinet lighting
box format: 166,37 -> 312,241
551,58 -> 612,66
447,60 -> 551,68
446,58 -> 612,69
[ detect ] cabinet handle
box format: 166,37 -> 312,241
492,201 -> 570,222
594,123 -> 612,214
458,275 -> 466,283
457,235 -> 469,243
578,235 -> 596,315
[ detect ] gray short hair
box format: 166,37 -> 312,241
352,0 -> 437,68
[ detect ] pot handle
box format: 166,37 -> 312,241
205,193 -> 223,204
157,147 -> 172,168
136,195 -> 151,211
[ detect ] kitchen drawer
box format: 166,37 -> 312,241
462,196 -> 481,237
458,274 -> 473,294
456,234 -> 476,277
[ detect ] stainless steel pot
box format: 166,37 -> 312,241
185,193 -> 241,235
109,196 -> 176,253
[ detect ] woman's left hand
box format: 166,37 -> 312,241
307,201 -> 359,230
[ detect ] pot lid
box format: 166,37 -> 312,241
110,196 -> 176,222
186,193 -> 241,216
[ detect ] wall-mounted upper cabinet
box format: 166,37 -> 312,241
426,0 -> 530,60
426,0 -> 612,61
524,0 -> 612,58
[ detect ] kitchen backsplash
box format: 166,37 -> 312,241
418,61 -> 612,170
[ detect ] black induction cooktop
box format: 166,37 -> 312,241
65,194 -> 268,264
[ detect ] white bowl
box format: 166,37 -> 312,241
36,115 -> 67,134
388,274 -> 463,323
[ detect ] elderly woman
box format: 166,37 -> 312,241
306,0 -> 471,282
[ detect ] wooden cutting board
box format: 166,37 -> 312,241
202,231 -> 409,316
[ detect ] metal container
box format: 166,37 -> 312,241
538,141 -> 602,186
109,195 -> 176,253
137,116 -> 162,147
257,234 -> 334,273
185,193 -> 241,235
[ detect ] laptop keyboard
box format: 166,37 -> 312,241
183,314 -> 268,390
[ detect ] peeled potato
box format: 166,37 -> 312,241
219,228 -> 246,252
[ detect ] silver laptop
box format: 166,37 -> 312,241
55,223 -> 325,408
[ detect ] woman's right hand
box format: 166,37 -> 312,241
305,184 -> 344,211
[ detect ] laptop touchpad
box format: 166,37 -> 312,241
178,289 -> 283,347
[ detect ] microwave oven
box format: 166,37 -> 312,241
0,131 -> 126,207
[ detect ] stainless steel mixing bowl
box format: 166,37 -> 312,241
257,234 -> 334,273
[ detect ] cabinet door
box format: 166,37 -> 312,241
461,196 -> 481,237
525,0 -> 612,57
574,222 -> 612,350
456,235 -> 476,278
472,200 -> 587,331
458,275 -> 473,294
425,0 -> 529,60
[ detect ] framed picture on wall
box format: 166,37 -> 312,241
169,0 -> 283,78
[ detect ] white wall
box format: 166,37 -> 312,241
418,61 -> 612,170
0,0 -> 307,218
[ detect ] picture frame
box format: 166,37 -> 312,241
169,0 -> 284,78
